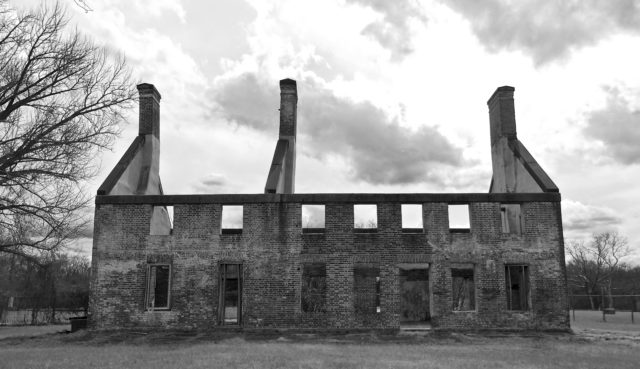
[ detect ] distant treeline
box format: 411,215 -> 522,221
567,262 -> 640,310
0,253 -> 90,324
566,232 -> 637,311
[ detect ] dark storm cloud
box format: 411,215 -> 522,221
584,87 -> 640,165
346,0 -> 427,61
441,0 -> 640,65
210,73 -> 279,133
211,74 -> 463,185
299,83 -> 462,184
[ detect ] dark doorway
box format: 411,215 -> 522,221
399,265 -> 430,326
219,263 -> 242,325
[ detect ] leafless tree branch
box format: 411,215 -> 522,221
566,231 -> 631,309
0,0 -> 135,258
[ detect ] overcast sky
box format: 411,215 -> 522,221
12,0 -> 640,262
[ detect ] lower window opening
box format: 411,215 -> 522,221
354,266 -> 381,314
451,268 -> 475,311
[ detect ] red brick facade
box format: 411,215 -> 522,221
89,193 -> 569,330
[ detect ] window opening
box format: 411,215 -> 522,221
146,264 -> 171,310
221,205 -> 243,234
500,204 -> 522,235
500,207 -> 508,233
402,204 -> 423,233
451,268 -> 475,311
376,276 -> 381,313
301,263 -> 326,312
302,204 -> 325,233
448,204 -> 470,232
505,265 -> 530,310
354,204 -> 377,232
354,266 -> 381,313
150,206 -> 172,235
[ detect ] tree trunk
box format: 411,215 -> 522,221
48,266 -> 57,323
585,284 -> 595,310
31,307 -> 38,325
607,279 -> 614,309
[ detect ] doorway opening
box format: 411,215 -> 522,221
399,264 -> 430,329
219,263 -> 242,325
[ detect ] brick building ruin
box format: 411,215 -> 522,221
88,80 -> 569,331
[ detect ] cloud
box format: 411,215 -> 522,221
88,0 -> 187,23
345,0 -> 427,60
211,74 -> 463,185
583,87 -> 640,165
134,0 -> 186,22
191,173 -> 231,193
302,204 -> 325,228
211,74 -> 279,133
66,237 -> 93,258
562,199 -> 622,240
441,0 -> 640,65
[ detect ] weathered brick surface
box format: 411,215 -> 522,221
89,196 -> 569,331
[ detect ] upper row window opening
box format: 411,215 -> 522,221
402,204 -> 423,233
302,204 -> 325,233
354,204 -> 377,230
448,204 -> 470,232
221,205 -> 243,234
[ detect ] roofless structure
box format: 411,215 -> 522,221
89,80 -> 569,331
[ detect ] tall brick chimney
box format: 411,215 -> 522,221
137,83 -> 161,138
487,85 -> 559,193
487,85 -> 521,193
279,78 -> 297,193
97,83 -> 164,195
135,83 -> 161,195
487,86 -> 517,145
279,78 -> 297,138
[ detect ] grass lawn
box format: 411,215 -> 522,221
1,328 -> 639,369
0,325 -> 69,340
570,309 -> 640,334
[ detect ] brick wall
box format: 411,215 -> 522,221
89,193 -> 569,331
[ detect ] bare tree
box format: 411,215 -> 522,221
72,1 -> 92,13
0,1 -> 135,261
567,240 -> 602,309
567,231 -> 630,309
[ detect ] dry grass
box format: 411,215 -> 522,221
0,324 -> 69,340
0,327 -> 639,369
570,310 -> 640,334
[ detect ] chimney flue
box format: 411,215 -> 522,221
137,83 -> 161,138
487,86 -> 516,146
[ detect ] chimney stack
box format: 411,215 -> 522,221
137,83 -> 161,138
487,86 -> 516,146
264,79 -> 298,194
280,79 -> 297,193
279,78 -> 297,138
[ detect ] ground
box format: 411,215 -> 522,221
0,311 -> 638,369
